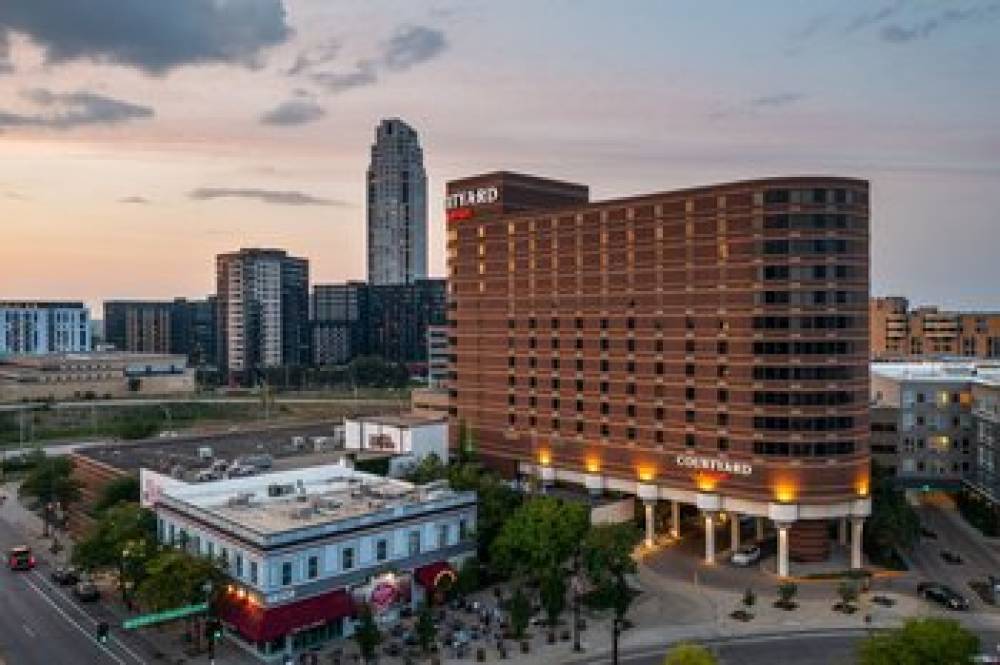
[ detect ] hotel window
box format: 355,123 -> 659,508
459,519 -> 469,540
601,338 -> 610,351
685,364 -> 695,377
508,413 -> 516,425
718,438 -> 730,451
718,389 -> 729,403
627,404 -> 637,418
655,339 -> 664,353
656,362 -> 664,375
236,554 -> 244,578
576,400 -> 584,413
576,379 -> 584,392
685,340 -> 696,353
717,341 -> 728,355
627,361 -> 636,373
686,386 -> 696,400
529,357 -> 537,369
655,407 -> 665,421
626,383 -> 636,395
508,376 -> 516,387
551,398 -> 560,410
308,556 -> 319,580
342,547 -> 355,570
600,381 -> 609,394
685,434 -> 696,448
686,410 -> 695,423
627,427 -> 636,440
281,562 -> 293,586
575,338 -> 583,350
601,424 -> 610,437
250,561 -> 258,585
601,318 -> 609,330
552,358 -> 560,370
627,317 -> 635,330
576,359 -> 584,371
601,402 -> 610,416
717,412 -> 729,426
375,538 -> 388,562
627,339 -> 636,352
576,420 -> 585,433
529,337 -> 537,349
438,524 -> 450,549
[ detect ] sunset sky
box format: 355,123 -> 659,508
1,1 -> 999,313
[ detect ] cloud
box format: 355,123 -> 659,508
710,92 -> 807,120
881,4 -> 1000,42
189,187 -> 343,206
382,25 -> 447,71
0,0 -> 291,76
0,31 -> 10,73
844,3 -> 905,34
311,59 -> 379,94
298,24 -> 447,95
260,98 -> 326,126
285,39 -> 340,76
119,196 -> 149,204
0,89 -> 153,130
749,92 -> 806,108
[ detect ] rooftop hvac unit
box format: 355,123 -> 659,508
267,483 -> 295,497
290,505 -> 315,520
228,492 -> 254,507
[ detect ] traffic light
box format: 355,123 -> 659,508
96,621 -> 110,644
205,618 -> 222,641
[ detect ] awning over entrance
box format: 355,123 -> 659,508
414,561 -> 456,590
220,588 -> 354,643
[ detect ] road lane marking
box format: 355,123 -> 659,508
21,577 -> 127,665
31,571 -> 146,664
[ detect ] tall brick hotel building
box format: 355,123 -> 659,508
446,172 -> 871,575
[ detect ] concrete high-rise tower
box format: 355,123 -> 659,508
366,118 -> 427,285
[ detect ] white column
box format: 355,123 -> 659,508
851,518 -> 864,569
730,514 -> 740,552
704,513 -> 716,564
777,522 -> 790,578
755,516 -> 765,541
671,500 -> 680,539
644,500 -> 655,548
838,518 -> 847,546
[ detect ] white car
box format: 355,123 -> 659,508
730,545 -> 761,566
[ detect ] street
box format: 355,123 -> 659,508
0,510 -> 146,664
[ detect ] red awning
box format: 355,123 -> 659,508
220,588 -> 354,644
414,561 -> 456,589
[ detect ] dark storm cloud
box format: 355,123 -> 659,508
749,92 -> 806,108
0,89 -> 153,130
119,196 -> 149,204
189,187 -> 344,207
382,25 -> 447,71
881,3 -> 1000,42
260,98 -> 326,126
0,0 -> 291,75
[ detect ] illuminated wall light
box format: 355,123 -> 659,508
695,472 -> 719,492
774,481 -> 797,503
537,449 -> 552,466
855,476 -> 870,497
585,456 -> 601,474
637,465 -> 656,482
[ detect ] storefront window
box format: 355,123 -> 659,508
342,547 -> 355,570
376,539 -> 388,561
408,530 -> 421,556
281,561 -> 292,586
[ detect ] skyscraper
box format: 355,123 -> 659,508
366,118 -> 427,285
216,249 -> 309,381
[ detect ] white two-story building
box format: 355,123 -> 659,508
141,462 -> 476,662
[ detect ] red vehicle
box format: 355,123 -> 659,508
8,546 -> 35,571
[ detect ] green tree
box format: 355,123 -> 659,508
866,462 -> 920,565
508,585 -> 531,639
353,606 -> 382,663
447,465 -> 521,563
456,557 -> 482,598
776,582 -> 798,609
91,475 -> 140,515
490,496 -> 589,578
136,549 -> 224,612
664,643 -> 718,665
857,618 -> 979,665
539,568 -> 567,627
19,455 -> 81,506
581,523 -> 641,665
405,453 -> 447,484
415,604 -> 437,654
836,581 -> 858,610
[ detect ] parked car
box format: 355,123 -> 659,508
50,565 -> 80,586
731,545 -> 762,566
918,582 -> 969,610
7,546 -> 35,571
73,579 -> 101,602
940,549 -> 964,565
920,525 -> 938,539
